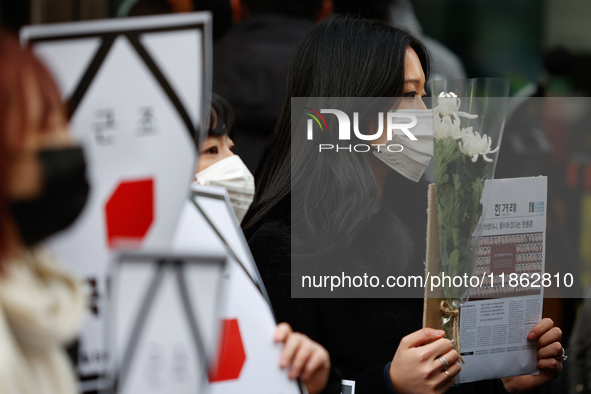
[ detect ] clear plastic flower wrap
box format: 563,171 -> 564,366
431,79 -> 510,379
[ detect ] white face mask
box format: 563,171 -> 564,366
372,108 -> 433,182
195,155 -> 255,223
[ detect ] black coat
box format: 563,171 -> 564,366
247,171 -> 512,393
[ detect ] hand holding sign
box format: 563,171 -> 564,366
389,328 -> 460,394
501,318 -> 563,393
275,323 -> 331,394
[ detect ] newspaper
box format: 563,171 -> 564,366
458,177 -> 547,383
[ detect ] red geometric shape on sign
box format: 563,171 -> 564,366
209,318 -> 246,382
104,178 -> 154,249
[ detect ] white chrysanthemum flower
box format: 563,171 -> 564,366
438,92 -> 460,116
435,91 -> 479,120
434,112 -> 467,140
458,131 -> 500,162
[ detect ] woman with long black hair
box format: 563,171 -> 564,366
243,15 -> 564,394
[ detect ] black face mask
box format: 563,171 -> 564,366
9,147 -> 90,246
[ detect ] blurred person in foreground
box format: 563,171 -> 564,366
213,0 -> 332,173
0,32 -> 88,394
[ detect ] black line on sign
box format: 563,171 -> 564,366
126,33 -> 198,149
191,199 -> 265,296
26,24 -> 205,43
67,34 -> 117,119
114,260 -> 165,393
175,262 -> 210,393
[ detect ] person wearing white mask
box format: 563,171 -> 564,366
194,93 -> 255,223
195,93 -> 332,393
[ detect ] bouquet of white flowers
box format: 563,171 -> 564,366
433,83 -> 508,366
435,91 -> 499,297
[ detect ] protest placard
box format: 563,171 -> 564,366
21,13 -> 212,389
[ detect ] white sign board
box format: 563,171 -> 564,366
20,13 -> 212,389
107,252 -> 225,394
171,184 -> 305,394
